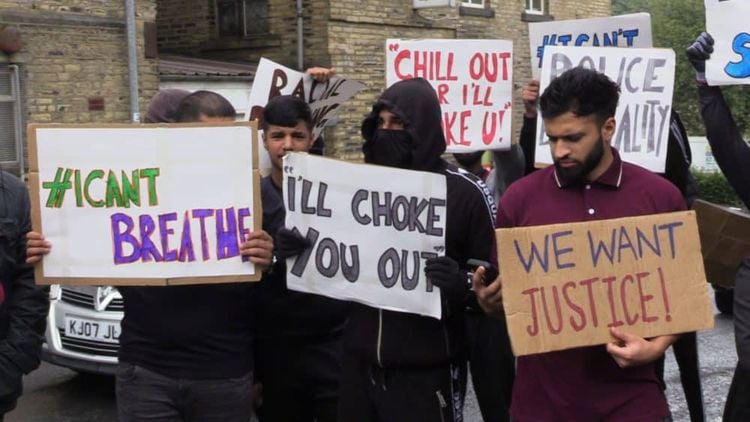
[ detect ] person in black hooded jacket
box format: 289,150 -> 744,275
334,77 -> 496,421
686,31 -> 750,422
0,171 -> 48,420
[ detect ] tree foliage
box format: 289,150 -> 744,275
612,0 -> 750,138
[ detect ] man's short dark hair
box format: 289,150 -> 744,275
262,95 -> 313,133
539,67 -> 620,124
175,90 -> 236,123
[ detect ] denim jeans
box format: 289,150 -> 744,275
116,362 -> 253,422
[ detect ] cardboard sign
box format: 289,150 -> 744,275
705,0 -> 750,86
693,199 -> 750,288
385,39 -> 514,153
536,46 -> 675,173
283,152 -> 446,319
28,123 -> 262,286
247,57 -> 365,140
497,211 -> 714,356
528,13 -> 653,79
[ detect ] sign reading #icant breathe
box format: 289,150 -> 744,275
497,211 -> 714,356
28,123 -> 262,286
283,153 -> 446,319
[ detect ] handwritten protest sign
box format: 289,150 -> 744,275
535,46 -> 675,173
497,211 -> 714,356
528,13 -> 653,79
705,0 -> 750,86
693,199 -> 750,288
386,39 -> 514,153
247,57 -> 365,139
28,123 -> 262,286
283,152 -> 445,319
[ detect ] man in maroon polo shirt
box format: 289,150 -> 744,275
475,67 -> 685,421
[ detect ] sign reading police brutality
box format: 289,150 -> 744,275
283,153 -> 446,319
528,13 -> 653,79
535,46 -> 675,173
385,39 -> 514,153
28,123 -> 262,286
497,211 -> 714,356
705,0 -> 750,86
247,58 -> 365,140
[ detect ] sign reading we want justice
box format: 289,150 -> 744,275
28,124 -> 262,286
497,212 -> 714,356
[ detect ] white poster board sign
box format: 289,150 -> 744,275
528,13 -> 653,79
28,123 -> 262,286
705,0 -> 750,86
386,39 -> 514,153
247,58 -> 366,171
535,46 -> 675,173
283,153 -> 446,319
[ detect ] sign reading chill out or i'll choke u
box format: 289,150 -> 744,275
385,39 -> 514,153
497,211 -> 714,356
283,153 -> 446,319
28,123 -> 262,286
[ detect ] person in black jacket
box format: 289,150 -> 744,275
0,171 -> 48,420
686,31 -> 750,422
254,94 -> 348,422
26,91 -> 274,422
340,77 -> 496,421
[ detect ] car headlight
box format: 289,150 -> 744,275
49,284 -> 61,301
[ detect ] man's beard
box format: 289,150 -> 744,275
554,138 -> 605,185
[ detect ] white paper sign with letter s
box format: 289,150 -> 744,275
283,153 -> 446,319
705,0 -> 750,86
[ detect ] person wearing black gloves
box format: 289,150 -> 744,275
687,31 -> 750,422
256,95 -> 349,422
0,172 -> 48,421
337,78 -> 496,421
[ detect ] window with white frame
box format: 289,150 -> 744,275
462,0 -> 485,8
526,0 -> 545,14
0,64 -> 23,176
215,0 -> 268,37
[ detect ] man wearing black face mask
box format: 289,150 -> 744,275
330,78 -> 497,421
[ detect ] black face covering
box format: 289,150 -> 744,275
364,129 -> 414,169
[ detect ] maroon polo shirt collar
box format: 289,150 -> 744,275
554,146 -> 624,189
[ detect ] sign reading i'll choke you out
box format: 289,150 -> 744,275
497,211 -> 714,356
28,123 -> 262,286
283,153 -> 446,319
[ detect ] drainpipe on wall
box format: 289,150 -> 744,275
296,0 -> 303,70
125,0 -> 140,123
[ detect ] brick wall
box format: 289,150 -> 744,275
324,0 -> 611,161
0,1 -> 158,125
157,0 -> 330,70
154,0 -> 611,161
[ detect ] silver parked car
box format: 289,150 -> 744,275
42,285 -> 123,375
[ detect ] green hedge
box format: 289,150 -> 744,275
692,170 -> 746,208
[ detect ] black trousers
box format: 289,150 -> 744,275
255,335 -> 342,422
338,353 -> 467,422
723,364 -> 750,422
465,312 -> 515,422
655,332 -> 705,422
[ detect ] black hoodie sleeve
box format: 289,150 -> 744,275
698,85 -> 750,209
0,173 -> 49,409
